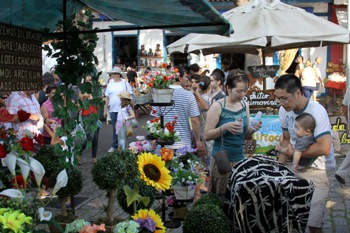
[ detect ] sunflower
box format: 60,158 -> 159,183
138,152 -> 172,191
131,209 -> 165,233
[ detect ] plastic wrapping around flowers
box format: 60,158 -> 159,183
51,169 -> 68,196
0,188 -> 24,199
5,151 -> 17,176
38,207 -> 52,221
16,158 -> 30,182
29,157 -> 45,187
129,136 -> 153,154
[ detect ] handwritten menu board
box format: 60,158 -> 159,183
247,65 -> 279,78
0,22 -> 42,91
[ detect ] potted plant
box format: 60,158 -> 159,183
182,203 -> 231,233
145,64 -> 178,103
170,147 -> 200,200
43,8 -> 104,166
91,150 -> 129,228
143,116 -> 180,143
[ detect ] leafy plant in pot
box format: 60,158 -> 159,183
34,144 -> 83,232
91,150 -> 129,226
43,8 -> 104,166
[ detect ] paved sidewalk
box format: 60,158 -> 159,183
42,109 -> 350,233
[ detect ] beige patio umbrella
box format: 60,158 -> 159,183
167,0 -> 350,55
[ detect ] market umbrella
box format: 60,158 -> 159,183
167,0 -> 350,55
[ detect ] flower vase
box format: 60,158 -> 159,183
157,138 -> 175,146
151,88 -> 174,103
174,206 -> 188,220
172,185 -> 196,200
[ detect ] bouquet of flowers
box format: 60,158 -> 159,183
65,219 -> 106,233
129,136 -> 153,154
145,64 -> 178,89
144,116 -> 180,142
114,209 -> 165,233
144,117 -> 162,137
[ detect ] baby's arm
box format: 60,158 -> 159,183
293,150 -> 302,171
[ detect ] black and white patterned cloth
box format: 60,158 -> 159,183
224,156 -> 314,233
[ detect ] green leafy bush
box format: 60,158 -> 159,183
192,193 -> 223,210
91,152 -> 129,191
183,204 -> 231,233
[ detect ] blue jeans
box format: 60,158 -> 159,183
302,86 -> 315,99
110,112 -> 118,148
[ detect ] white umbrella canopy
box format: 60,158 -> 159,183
167,0 -> 350,55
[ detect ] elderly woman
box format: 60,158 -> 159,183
204,71 -> 261,201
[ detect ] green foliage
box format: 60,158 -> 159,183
0,196 -> 42,219
57,165 -> 83,199
91,152 -> 127,191
34,145 -> 63,188
116,178 -> 156,215
43,10 -> 99,86
183,204 -> 231,233
34,145 -> 83,198
192,193 -> 223,210
42,9 -> 103,164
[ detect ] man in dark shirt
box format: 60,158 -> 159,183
126,66 -> 138,88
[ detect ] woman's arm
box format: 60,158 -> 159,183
204,101 -> 223,141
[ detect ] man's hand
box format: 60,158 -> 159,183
196,139 -> 204,153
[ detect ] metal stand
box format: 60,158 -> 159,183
149,100 -> 181,229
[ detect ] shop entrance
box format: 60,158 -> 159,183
113,36 -> 138,68
166,35 -> 189,66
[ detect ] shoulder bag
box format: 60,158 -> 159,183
213,127 -> 232,174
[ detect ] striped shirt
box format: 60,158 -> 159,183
152,85 -> 200,149
6,91 -> 42,139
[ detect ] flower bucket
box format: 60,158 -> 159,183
151,88 -> 174,103
174,206 -> 188,220
172,185 -> 195,200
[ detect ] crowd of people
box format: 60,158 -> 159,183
1,57 -> 349,233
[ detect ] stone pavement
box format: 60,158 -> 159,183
41,106 -> 350,233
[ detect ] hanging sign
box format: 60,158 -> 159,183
0,22 -> 42,91
247,65 -> 279,78
245,91 -> 279,107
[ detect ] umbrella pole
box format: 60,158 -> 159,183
262,49 -> 266,66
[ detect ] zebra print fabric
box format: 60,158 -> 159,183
224,156 -> 314,233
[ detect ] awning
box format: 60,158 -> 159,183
0,0 -> 232,36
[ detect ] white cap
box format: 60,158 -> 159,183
107,67 -> 122,74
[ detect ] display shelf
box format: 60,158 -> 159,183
148,100 -> 175,106
140,56 -> 164,58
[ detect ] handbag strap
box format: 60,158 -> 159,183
219,126 -> 224,149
